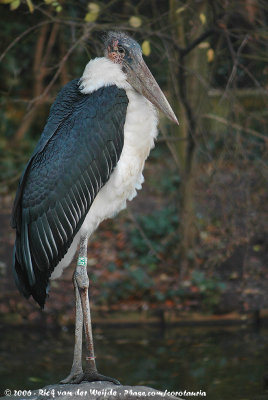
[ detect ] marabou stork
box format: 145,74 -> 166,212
11,31 -> 178,384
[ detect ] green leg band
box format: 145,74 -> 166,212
78,257 -> 87,266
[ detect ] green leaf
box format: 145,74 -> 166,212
129,16 -> 142,28
199,13 -> 206,24
84,11 -> 97,22
26,0 -> 34,13
142,40 -> 151,56
10,0 -> 20,10
0,0 -> 14,4
253,244 -> 261,252
207,48 -> 214,62
85,2 -> 100,21
198,41 -> 209,49
88,2 -> 100,13
176,6 -> 186,14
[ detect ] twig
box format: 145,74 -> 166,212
41,22 -> 60,69
0,21 -> 53,63
18,27 -> 93,129
157,136 -> 187,142
158,28 -> 216,57
222,34 -> 250,98
181,28 -> 215,57
0,172 -> 22,185
203,113 -> 268,142
238,63 -> 268,94
127,208 -> 163,261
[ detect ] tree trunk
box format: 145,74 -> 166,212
169,0 -> 210,277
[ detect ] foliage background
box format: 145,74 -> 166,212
0,0 -> 267,324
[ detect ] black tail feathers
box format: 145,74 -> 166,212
12,241 -> 48,309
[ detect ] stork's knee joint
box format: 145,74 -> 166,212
74,267 -> 89,290
75,276 -> 89,290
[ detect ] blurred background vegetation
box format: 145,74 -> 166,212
0,0 -> 267,321
1,1 -> 268,398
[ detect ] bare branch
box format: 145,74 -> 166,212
181,28 -> 215,57
0,21 -> 53,64
159,125 -> 182,171
223,34 -> 250,96
157,136 -> 187,143
203,113 -> 268,142
15,27 -> 93,138
127,208 -> 163,261
238,62 -> 268,94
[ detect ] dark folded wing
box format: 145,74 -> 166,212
12,81 -> 128,307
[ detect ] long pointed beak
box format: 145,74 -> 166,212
126,57 -> 179,125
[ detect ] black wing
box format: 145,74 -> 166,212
11,80 -> 128,307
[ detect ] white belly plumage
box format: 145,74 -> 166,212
51,57 -> 158,279
81,88 -> 157,237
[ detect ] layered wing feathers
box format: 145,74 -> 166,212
12,81 -> 128,307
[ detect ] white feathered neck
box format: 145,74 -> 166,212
79,57 -> 131,94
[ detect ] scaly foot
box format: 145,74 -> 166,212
75,370 -> 120,385
61,370 -> 120,385
60,368 -> 83,384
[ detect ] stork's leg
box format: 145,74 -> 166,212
60,275 -> 83,383
65,234 -> 120,385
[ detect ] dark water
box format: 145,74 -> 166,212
0,324 -> 268,400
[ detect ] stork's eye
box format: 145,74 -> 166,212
118,46 -> 125,55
